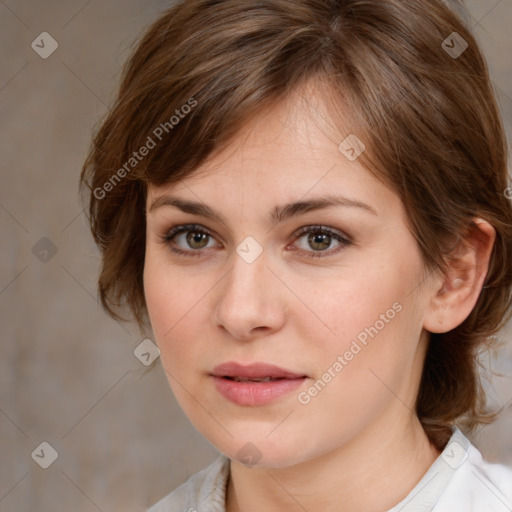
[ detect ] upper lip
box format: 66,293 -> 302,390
210,361 -> 306,379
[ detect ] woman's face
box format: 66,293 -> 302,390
143,88 -> 438,468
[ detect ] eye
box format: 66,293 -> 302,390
159,223 -> 352,259
159,224 -> 218,257
291,225 -> 352,259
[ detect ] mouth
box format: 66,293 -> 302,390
221,376 -> 290,382
210,361 -> 307,380
210,361 -> 308,406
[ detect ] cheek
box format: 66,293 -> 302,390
144,245 -> 197,328
310,271 -> 425,408
290,261 -> 406,344
294,249 -> 425,382
143,251 -> 218,383
143,254 -> 193,356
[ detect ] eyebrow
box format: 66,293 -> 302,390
148,193 -> 378,227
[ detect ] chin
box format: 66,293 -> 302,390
212,435 -> 313,470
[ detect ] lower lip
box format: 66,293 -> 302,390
211,376 -> 306,406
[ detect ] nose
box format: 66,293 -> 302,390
212,245 -> 286,341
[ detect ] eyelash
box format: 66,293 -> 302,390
159,223 -> 352,259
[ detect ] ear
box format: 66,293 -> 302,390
423,218 -> 496,334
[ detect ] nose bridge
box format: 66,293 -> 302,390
225,235 -> 268,298
213,235 -> 281,338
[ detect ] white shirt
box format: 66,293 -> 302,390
148,426 -> 512,511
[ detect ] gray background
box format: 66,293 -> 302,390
0,1 -> 511,511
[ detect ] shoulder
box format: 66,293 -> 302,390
147,455 -> 230,512
388,426 -> 512,512
433,428 -> 512,511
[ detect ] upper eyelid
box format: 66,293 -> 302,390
165,223 -> 222,243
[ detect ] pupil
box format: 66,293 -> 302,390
188,232 -> 208,248
310,233 -> 330,250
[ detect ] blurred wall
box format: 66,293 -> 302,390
0,1 -> 511,510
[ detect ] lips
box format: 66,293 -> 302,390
210,361 -> 307,380
210,361 -> 308,406
226,376 -> 278,382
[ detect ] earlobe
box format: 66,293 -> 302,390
423,218 -> 496,334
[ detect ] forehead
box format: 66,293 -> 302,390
145,85 -> 398,221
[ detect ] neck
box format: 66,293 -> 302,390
226,412 -> 441,512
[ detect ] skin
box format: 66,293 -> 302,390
143,83 -> 495,512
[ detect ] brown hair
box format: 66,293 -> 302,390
79,0 -> 512,449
